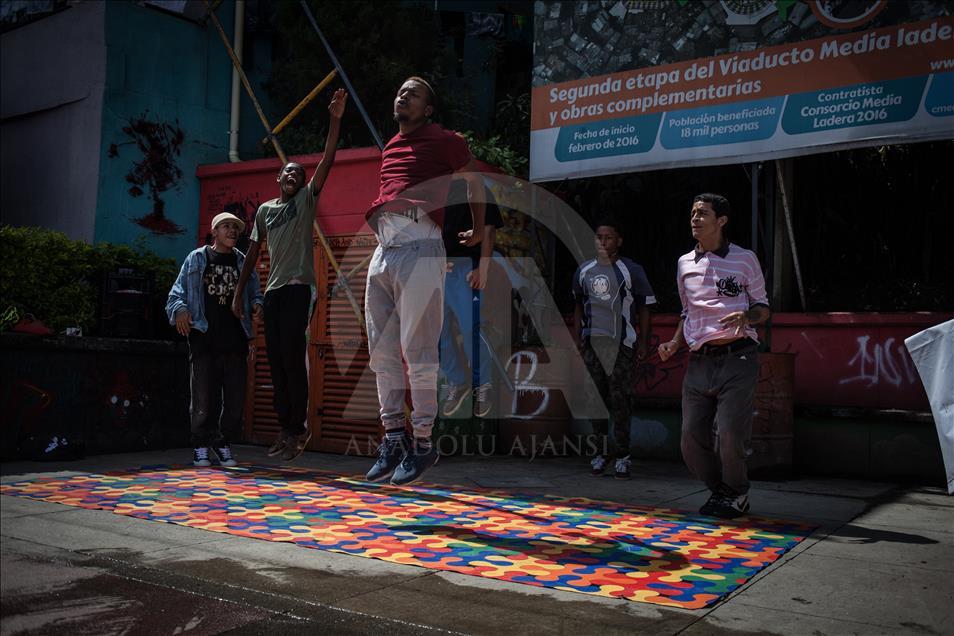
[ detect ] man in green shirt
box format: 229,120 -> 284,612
233,89 -> 348,462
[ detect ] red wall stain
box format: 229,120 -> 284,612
111,112 -> 186,235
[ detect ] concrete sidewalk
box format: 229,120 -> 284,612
2,447 -> 952,635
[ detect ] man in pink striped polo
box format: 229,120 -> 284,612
658,193 -> 770,519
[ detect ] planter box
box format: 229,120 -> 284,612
1,333 -> 190,460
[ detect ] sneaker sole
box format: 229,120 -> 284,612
366,470 -> 397,483
282,431 -> 312,462
266,439 -> 286,457
712,508 -> 747,519
366,459 -> 404,482
473,404 -> 492,418
211,449 -> 238,467
441,391 -> 470,418
193,461 -> 212,467
390,454 -> 439,487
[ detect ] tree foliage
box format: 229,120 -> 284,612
0,226 -> 177,335
265,0 -> 448,154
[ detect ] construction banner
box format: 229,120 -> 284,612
530,1 -> 954,182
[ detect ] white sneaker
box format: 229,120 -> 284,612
614,456 -> 632,480
590,455 -> 608,476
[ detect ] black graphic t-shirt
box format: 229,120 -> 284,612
189,247 -> 248,356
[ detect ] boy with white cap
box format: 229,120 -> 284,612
167,211 -> 264,467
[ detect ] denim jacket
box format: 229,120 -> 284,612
165,246 -> 264,339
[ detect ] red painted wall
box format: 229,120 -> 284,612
197,153 -> 949,413
196,147 -> 382,243
639,313 -> 951,411
196,148 -> 503,243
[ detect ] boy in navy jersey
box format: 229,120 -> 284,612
573,220 -> 655,480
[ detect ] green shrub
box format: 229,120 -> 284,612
461,132 -> 528,177
0,226 -> 177,336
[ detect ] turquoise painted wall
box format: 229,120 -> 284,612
94,1 -> 271,259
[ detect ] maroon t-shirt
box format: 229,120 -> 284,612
367,123 -> 472,228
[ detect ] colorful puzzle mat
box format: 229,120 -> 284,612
0,464 -> 814,609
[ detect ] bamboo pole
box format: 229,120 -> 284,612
329,252 -> 373,299
204,1 -> 287,164
204,1 -> 367,336
262,69 -> 338,145
775,160 -> 807,311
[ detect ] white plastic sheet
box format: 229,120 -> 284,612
905,319 -> 954,494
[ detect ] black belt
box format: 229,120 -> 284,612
694,338 -> 757,356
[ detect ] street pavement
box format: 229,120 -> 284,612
2,446 -> 952,635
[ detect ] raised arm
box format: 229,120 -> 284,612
309,88 -> 348,196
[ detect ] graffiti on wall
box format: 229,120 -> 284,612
108,112 -> 185,235
205,196 -> 262,250
201,183 -> 265,250
839,335 -> 919,388
634,334 -> 686,392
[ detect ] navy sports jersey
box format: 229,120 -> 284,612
572,257 -> 656,348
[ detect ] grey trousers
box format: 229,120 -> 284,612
681,345 -> 758,496
365,239 -> 446,438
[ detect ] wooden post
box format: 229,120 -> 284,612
775,159 -> 807,311
262,69 -> 339,145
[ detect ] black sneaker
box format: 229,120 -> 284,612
712,493 -> 750,519
365,433 -> 410,483
699,491 -> 728,516
390,440 -> 439,486
212,445 -> 237,467
281,430 -> 312,462
614,456 -> 632,480
266,432 -> 288,457
193,447 -> 211,467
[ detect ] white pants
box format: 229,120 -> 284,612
365,238 -> 446,438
